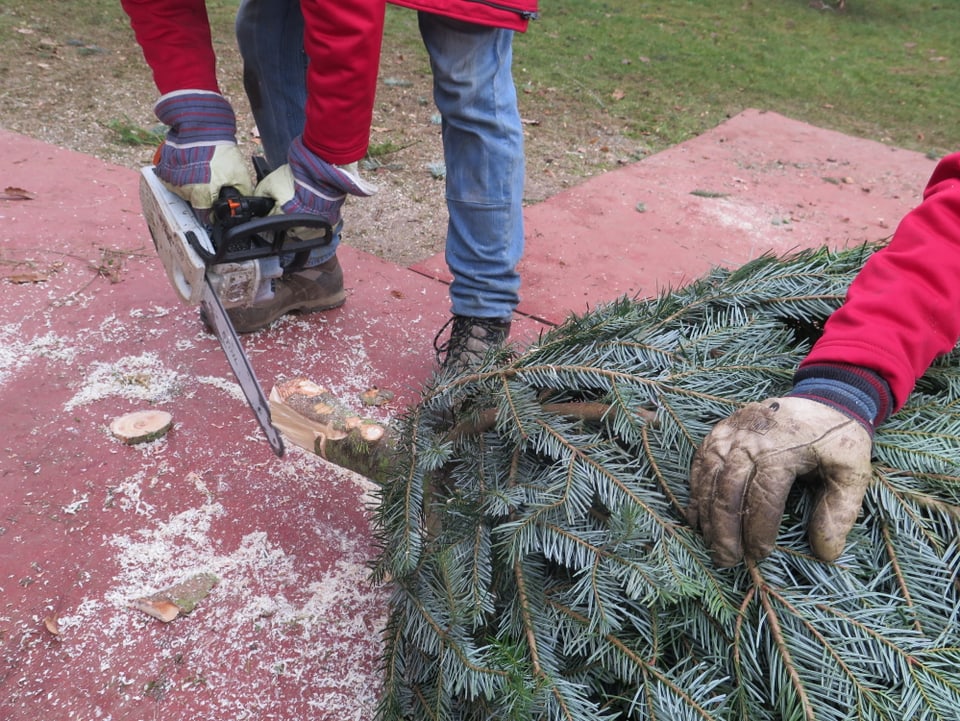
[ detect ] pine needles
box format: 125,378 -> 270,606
372,243 -> 960,721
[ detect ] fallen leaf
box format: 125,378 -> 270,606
43,614 -> 60,635
2,186 -> 37,200
6,271 -> 48,284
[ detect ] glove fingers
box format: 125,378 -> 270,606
156,143 -> 252,210
740,455 -> 803,562
689,443 -> 748,568
808,465 -> 872,561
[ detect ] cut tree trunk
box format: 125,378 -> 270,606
269,378 -> 396,482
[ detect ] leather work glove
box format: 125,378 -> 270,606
687,396 -> 873,567
254,135 -> 377,243
153,90 -> 252,212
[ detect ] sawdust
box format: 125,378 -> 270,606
10,451 -> 391,721
64,351 -> 185,411
0,326 -> 80,386
196,375 -> 247,404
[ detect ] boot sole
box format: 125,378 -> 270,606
200,294 -> 346,335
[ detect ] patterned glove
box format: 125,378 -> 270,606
153,90 -> 252,211
254,135 -> 377,243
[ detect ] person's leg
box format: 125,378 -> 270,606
235,0 -> 307,171
418,12 -> 525,323
300,0 -> 385,165
230,0 -> 351,330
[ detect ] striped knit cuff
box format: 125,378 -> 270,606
788,362 -> 893,435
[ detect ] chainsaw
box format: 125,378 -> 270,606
138,166 -> 336,457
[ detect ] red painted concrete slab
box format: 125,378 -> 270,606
0,129 -> 544,721
411,108 -> 937,324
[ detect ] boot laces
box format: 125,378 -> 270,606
434,315 -> 510,370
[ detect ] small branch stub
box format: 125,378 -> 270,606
110,409 -> 173,445
133,573 -> 219,623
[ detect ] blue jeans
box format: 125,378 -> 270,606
235,3 -> 524,321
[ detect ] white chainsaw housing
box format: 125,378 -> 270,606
138,167 -> 261,308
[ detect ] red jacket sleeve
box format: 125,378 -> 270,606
120,0 -> 220,94
300,0 -> 385,165
388,0 -> 538,32
801,152 -> 960,409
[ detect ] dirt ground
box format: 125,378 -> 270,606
1,5 -> 647,267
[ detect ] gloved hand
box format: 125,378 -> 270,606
153,90 -> 252,212
687,396 -> 873,567
254,135 -> 377,243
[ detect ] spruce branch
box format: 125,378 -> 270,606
373,242 -> 960,721
748,561 -> 816,721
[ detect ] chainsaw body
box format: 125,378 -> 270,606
138,166 -> 336,308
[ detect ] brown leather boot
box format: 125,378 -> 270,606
433,315 -> 512,371
203,256 -> 345,334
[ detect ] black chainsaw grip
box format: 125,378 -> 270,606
219,213 -> 334,250
206,186 -> 336,265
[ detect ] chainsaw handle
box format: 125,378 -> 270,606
210,213 -> 336,264
220,213 -> 334,245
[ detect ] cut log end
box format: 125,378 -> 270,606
110,410 -> 173,445
269,378 -> 396,483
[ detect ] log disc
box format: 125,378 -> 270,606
109,409 -> 173,445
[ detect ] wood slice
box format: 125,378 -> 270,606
109,409 -> 173,445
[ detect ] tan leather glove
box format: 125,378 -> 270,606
687,397 -> 873,567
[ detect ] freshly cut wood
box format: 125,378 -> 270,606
269,378 -> 649,483
360,386 -> 396,407
133,573 -> 219,623
110,409 -> 173,445
133,598 -> 181,623
269,378 -> 395,482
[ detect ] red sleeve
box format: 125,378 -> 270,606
301,0 -> 385,165
120,0 -> 219,94
802,152 -> 960,409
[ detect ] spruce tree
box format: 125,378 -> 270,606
372,243 -> 960,721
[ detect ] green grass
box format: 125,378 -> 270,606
1,0 -> 955,160
102,117 -> 166,146
505,0 -> 958,157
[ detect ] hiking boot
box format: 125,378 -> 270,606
434,315 -> 512,371
202,255 -> 345,334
